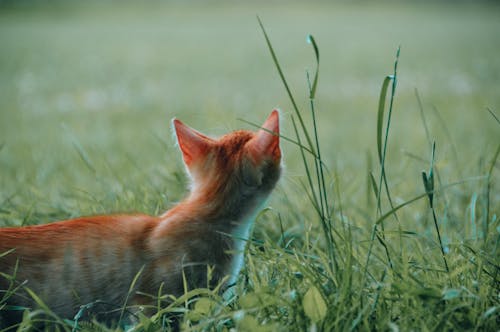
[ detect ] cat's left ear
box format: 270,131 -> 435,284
247,109 -> 281,163
172,119 -> 213,166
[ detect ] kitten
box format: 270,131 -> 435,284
0,110 -> 281,327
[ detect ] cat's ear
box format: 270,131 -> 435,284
172,119 -> 213,166
247,109 -> 281,163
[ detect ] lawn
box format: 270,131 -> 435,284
0,1 -> 499,330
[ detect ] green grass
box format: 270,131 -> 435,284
1,1 -> 499,331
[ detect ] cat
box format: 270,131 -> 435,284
0,110 -> 281,328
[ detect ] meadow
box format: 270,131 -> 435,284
0,1 -> 499,330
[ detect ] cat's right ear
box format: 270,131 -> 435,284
172,119 -> 213,166
247,109 -> 281,164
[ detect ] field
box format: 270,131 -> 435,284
1,1 -> 499,330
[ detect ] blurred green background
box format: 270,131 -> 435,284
0,1 -> 499,223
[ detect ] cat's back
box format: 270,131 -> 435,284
0,213 -> 157,240
0,214 -> 159,267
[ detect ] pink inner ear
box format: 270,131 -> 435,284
173,119 -> 211,166
261,109 -> 280,136
248,109 -> 281,162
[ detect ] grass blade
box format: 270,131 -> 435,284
422,142 -> 449,274
119,265 -> 145,324
415,88 -> 432,148
306,34 -> 319,99
376,76 -> 393,164
257,16 -> 315,155
367,47 -> 401,277
238,118 -> 315,156
486,107 -> 500,125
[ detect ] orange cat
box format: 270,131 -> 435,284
0,110 -> 281,327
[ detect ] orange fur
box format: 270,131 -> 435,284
0,110 -> 281,325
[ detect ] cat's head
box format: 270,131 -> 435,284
172,110 -> 281,203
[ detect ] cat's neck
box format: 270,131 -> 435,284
160,186 -> 261,231
159,185 -> 262,286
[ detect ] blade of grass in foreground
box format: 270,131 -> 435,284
257,16 -> 315,155
364,47 -> 402,283
119,265 -> 145,324
376,47 -> 401,226
421,142 -> 450,275
258,17 -> 337,272
306,34 -> 337,271
24,287 -> 66,327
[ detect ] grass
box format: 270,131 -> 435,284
1,1 -> 499,330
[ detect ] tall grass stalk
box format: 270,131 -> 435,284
363,47 -> 402,284
258,17 -> 337,273
421,142 -> 450,274
415,90 -> 454,232
376,47 -> 401,225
